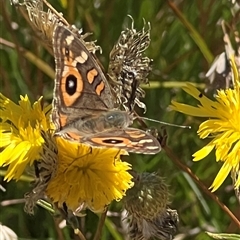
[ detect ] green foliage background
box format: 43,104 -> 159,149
0,0 -> 239,239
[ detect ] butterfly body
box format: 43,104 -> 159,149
56,110 -> 133,137
52,25 -> 161,154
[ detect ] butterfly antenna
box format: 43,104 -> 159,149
140,116 -> 191,129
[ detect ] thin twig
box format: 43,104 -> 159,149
163,145 -> 240,228
74,228 -> 87,240
53,218 -> 65,240
0,1 -> 30,91
93,209 -> 108,240
1,199 -> 25,206
0,37 -> 55,79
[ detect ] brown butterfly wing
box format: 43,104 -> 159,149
81,128 -> 161,154
52,26 -> 115,130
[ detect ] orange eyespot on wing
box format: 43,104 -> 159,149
60,66 -> 84,107
90,137 -> 132,147
81,128 -> 161,154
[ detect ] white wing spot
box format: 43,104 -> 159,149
75,51 -> 88,64
146,146 -> 160,150
81,51 -> 88,61
65,35 -> 74,45
75,55 -> 85,64
139,139 -> 153,144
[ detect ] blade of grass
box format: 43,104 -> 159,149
105,217 -> 123,240
168,0 -> 214,64
0,38 -> 55,79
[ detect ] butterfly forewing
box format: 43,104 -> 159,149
52,26 -> 114,127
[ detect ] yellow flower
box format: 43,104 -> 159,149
0,94 -> 134,212
171,56 -> 240,191
0,94 -> 51,181
46,137 -> 133,212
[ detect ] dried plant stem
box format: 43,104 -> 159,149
42,0 -> 69,26
74,229 -> 87,240
53,218 -> 65,240
0,37 -> 55,79
93,209 -> 108,240
163,145 -> 240,228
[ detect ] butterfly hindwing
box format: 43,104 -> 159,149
81,128 -> 161,154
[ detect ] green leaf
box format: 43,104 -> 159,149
206,232 -> 240,240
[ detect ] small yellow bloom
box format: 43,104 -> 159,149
0,94 -> 51,181
46,137 -> 133,212
171,56 -> 240,191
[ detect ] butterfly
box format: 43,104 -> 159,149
51,25 -> 161,154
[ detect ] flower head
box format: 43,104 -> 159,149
124,172 -> 169,220
46,137 -> 133,212
171,56 -> 240,191
128,208 -> 179,240
0,94 -> 51,181
124,172 -> 178,240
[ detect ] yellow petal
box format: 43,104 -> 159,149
192,141 -> 215,161
171,101 -> 210,117
0,143 -> 17,166
209,162 -> 232,192
0,130 -> 12,148
235,173 -> 240,189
